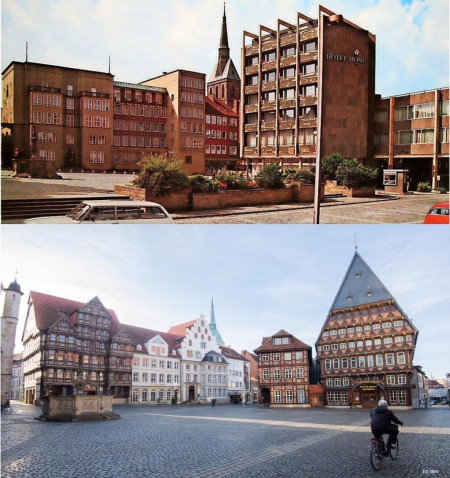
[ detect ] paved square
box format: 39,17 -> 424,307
2,402 -> 449,477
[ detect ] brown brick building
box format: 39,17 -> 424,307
315,252 -> 419,408
140,70 -> 206,174
22,292 -> 134,405
254,329 -> 312,406
112,82 -> 168,171
2,61 -> 114,171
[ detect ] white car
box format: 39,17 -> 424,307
24,200 -> 174,224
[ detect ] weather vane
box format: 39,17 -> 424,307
354,234 -> 359,250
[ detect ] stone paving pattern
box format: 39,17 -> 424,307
2,402 -> 449,478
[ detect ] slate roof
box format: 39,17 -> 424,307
28,291 -> 122,334
113,81 -> 166,93
329,251 -> 395,311
254,329 -> 311,353
201,350 -> 228,364
209,58 -> 240,83
219,346 -> 248,362
122,323 -> 182,357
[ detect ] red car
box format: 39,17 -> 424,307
423,201 -> 449,224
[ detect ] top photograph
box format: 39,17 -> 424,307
2,0 -> 449,224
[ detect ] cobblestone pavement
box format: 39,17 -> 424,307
2,402 -> 449,478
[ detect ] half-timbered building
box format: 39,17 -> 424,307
22,291 -> 133,405
315,252 -> 419,408
254,329 -> 312,406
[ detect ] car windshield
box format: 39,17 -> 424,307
67,204 -> 91,221
429,207 -> 449,216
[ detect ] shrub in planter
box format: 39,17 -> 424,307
285,169 -> 315,185
189,175 -> 220,193
321,153 -> 346,181
417,182 -> 432,192
216,170 -> 250,189
335,159 -> 378,188
255,163 -> 285,189
134,154 -> 189,197
438,187 -> 448,194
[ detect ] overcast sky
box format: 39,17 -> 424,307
2,225 -> 449,379
1,0 -> 448,97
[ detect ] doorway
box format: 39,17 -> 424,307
188,386 -> 195,401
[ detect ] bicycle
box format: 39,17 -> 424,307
1,402 -> 12,414
370,433 -> 399,471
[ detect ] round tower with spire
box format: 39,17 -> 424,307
1,276 -> 23,405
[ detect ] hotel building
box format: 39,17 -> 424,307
315,252 -> 419,408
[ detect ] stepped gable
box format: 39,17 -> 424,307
167,320 -> 197,338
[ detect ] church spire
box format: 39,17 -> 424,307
217,2 -> 230,76
209,297 -> 225,345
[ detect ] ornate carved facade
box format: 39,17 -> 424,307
315,252 -> 419,408
22,292 -> 133,405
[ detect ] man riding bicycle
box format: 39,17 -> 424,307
370,399 -> 403,455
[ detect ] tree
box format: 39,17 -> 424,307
335,159 -> 378,188
134,154 -> 189,197
321,153 -> 346,181
255,163 -> 285,189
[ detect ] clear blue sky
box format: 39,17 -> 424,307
2,225 -> 449,379
1,0 -> 448,96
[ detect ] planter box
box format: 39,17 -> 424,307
114,185 -> 191,212
325,180 -> 375,198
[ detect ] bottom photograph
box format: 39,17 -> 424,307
1,225 -> 449,478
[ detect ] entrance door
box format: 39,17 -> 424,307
260,388 -> 271,406
188,386 -> 195,401
361,392 -> 379,408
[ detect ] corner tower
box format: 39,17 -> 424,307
1,277 -> 23,405
207,3 -> 241,109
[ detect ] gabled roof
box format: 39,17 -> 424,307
219,346 -> 248,362
254,330 -> 311,353
122,323 -> 181,356
329,251 -> 395,311
28,291 -> 121,334
208,58 -> 240,83
205,96 -> 238,117
167,320 -> 197,338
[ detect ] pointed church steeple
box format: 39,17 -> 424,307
209,297 -> 225,345
217,2 -> 230,75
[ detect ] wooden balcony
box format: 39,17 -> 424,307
299,118 -> 317,128
279,119 -> 296,129
280,98 -> 296,110
244,124 -> 258,133
261,39 -> 277,52
299,96 -> 318,107
245,104 -> 259,114
279,146 -> 295,155
262,81 -> 276,92
280,56 -> 296,68
300,73 -> 318,85
300,51 -> 318,63
299,145 -> 316,154
300,28 -> 318,41
261,121 -> 276,130
245,64 -> 259,76
279,78 -> 296,89
280,33 -> 297,47
244,147 -> 258,156
262,60 -> 277,72
245,85 -> 258,95
261,146 -> 276,155
261,101 -> 276,111
245,44 -> 259,56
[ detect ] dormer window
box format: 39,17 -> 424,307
355,272 -> 361,278
367,288 -> 373,297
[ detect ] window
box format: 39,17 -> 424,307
398,374 -> 407,384
273,369 -> 281,379
286,390 -> 293,403
367,355 -> 374,367
296,368 -> 304,379
261,354 -> 269,362
350,357 -> 357,368
397,352 -> 406,365
274,390 -> 282,404
385,353 -> 394,365
386,374 -> 395,385
325,359 -> 331,370
395,130 -> 414,145
333,358 -> 340,370
389,390 -> 398,404
395,336 -> 404,343
331,344 -> 338,350
441,100 -> 449,116
326,378 -> 333,386
334,378 -> 341,386
295,351 -> 303,361
273,353 -> 280,361
415,129 -> 434,144
301,63 -> 317,75
341,357 -> 349,369
358,356 -> 366,367
343,377 -> 350,386
262,369 -> 269,380
297,389 -> 305,404
133,372 -> 139,382
284,352 -> 292,361
384,337 -> 393,345
285,368 -> 292,379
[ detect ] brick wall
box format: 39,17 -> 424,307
325,181 -> 375,197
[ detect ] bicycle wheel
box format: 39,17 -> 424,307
390,439 -> 399,460
370,442 -> 383,471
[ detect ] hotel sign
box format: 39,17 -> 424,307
326,50 -> 366,65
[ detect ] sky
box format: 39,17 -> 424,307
1,0 -> 448,97
1,225 -> 449,379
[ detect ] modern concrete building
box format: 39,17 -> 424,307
141,70 -> 206,174
254,329 -> 312,406
1,277 -> 23,406
315,251 -> 419,408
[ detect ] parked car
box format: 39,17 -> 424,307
423,201 -> 449,224
23,200 -> 174,224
